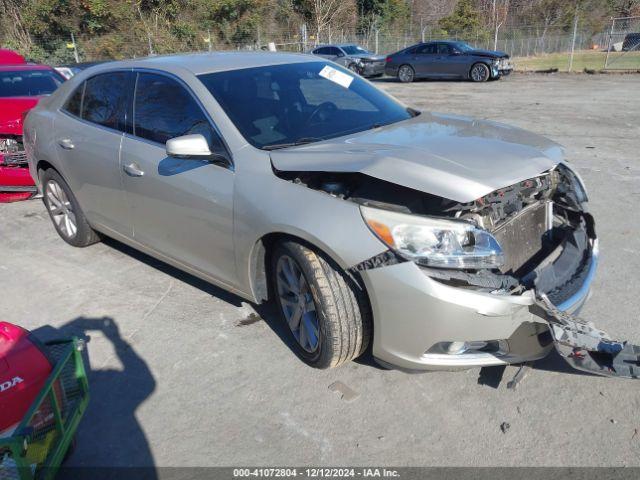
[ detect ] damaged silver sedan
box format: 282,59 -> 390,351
24,52 -> 639,377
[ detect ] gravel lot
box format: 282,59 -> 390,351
1,73 -> 640,468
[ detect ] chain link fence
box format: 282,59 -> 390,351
4,23 -> 639,72
605,16 -> 640,69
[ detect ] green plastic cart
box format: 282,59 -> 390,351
0,338 -> 89,480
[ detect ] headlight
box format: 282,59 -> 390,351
0,138 -> 20,155
360,206 -> 504,269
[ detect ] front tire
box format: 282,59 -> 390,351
397,64 -> 415,83
470,62 -> 490,82
42,168 -> 100,247
271,240 -> 371,369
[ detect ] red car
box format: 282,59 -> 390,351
0,51 -> 65,202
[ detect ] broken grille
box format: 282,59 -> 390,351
1,151 -> 28,166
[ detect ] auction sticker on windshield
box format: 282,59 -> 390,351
319,65 -> 354,89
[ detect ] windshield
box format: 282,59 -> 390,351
341,45 -> 370,55
198,61 -> 412,150
0,69 -> 64,97
453,42 -> 475,52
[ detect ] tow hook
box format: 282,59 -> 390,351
535,293 -> 640,379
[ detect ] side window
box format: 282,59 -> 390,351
437,44 -> 452,55
329,47 -> 343,56
133,73 -> 225,155
63,82 -> 84,117
82,72 -> 131,131
416,44 -> 436,54
315,47 -> 329,55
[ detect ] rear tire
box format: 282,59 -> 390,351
42,168 -> 100,247
397,64 -> 415,83
271,240 -> 371,369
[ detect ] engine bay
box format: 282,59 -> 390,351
274,163 -> 594,294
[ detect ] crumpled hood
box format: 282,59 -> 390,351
270,112 -> 563,203
351,54 -> 387,61
0,97 -> 41,136
470,49 -> 509,59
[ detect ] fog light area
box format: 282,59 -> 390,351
427,340 -> 509,356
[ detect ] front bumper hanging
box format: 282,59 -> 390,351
535,293 -> 640,379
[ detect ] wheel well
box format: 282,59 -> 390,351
36,159 -> 56,178
249,233 -> 370,308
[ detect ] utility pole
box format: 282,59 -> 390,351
70,32 -> 79,63
301,23 -> 308,52
375,27 -> 379,54
206,29 -> 212,52
493,0 -> 498,51
569,2 -> 579,72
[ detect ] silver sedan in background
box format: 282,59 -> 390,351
24,52 -> 632,377
309,44 -> 386,77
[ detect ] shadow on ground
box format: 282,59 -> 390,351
32,316 -> 157,477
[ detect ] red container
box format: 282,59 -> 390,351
0,322 -> 52,436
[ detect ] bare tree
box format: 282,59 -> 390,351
309,0 -> 356,44
0,0 -> 33,51
492,0 -> 510,50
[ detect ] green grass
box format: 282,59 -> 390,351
513,50 -> 640,72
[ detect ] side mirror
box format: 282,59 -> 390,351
166,134 -> 213,158
336,52 -> 345,58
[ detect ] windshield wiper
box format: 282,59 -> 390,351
263,137 -> 322,151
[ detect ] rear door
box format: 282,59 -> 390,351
410,43 -> 438,77
120,71 -> 237,287
54,71 -> 134,235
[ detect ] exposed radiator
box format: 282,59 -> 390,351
492,202 -> 549,274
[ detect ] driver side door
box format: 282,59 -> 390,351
120,71 -> 238,289
434,43 -> 469,77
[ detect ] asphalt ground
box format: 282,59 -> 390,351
1,73 -> 639,467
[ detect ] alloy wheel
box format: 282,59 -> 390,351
46,180 -> 77,239
471,64 -> 489,82
276,255 -> 320,353
398,65 -> 414,83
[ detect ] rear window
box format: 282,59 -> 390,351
81,72 -> 132,132
0,69 -> 64,97
63,83 -> 85,117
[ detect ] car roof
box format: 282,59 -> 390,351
315,44 -> 360,48
0,64 -> 57,72
82,51 -> 318,77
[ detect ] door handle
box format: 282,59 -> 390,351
58,138 -> 74,150
123,162 -> 145,177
